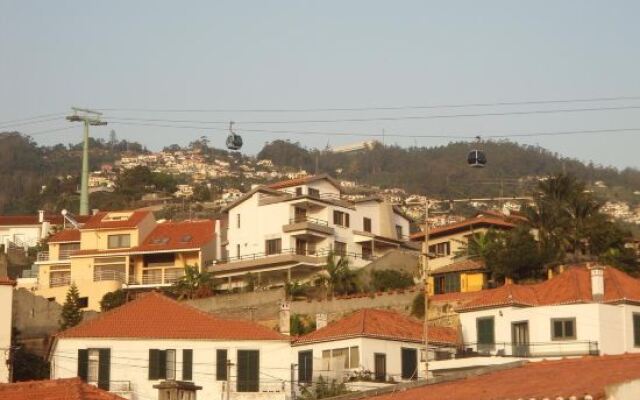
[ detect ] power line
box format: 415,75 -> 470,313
0,112 -> 65,126
94,95 -> 640,113
0,115 -> 65,130
103,104 -> 640,125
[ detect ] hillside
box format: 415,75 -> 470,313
258,140 -> 640,201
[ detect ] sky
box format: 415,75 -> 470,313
1,1 -> 640,169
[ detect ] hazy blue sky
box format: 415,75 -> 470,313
1,1 -> 639,169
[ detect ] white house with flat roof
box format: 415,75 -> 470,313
216,174 -> 415,290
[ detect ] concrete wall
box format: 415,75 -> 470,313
185,288 -> 286,323
52,337 -> 291,400
0,284 -> 12,383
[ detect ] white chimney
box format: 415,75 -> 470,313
279,301 -> 291,335
38,210 -> 44,223
589,263 -> 605,302
316,313 -> 328,330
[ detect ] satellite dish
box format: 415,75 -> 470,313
61,209 -> 68,216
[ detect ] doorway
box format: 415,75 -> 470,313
511,321 -> 530,357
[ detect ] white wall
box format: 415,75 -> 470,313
459,303 -> 640,356
52,338 -> 291,400
0,225 -> 43,249
0,285 -> 13,383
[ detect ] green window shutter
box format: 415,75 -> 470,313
477,318 -> 495,344
297,351 -> 313,384
158,350 -> 167,379
77,349 -> 88,381
182,349 -> 193,381
149,349 -> 160,380
634,315 -> 640,346
98,349 -> 111,391
216,349 -> 228,381
237,350 -> 260,392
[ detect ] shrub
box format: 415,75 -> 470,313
371,269 -> 414,292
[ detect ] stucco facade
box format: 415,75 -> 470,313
0,280 -> 14,383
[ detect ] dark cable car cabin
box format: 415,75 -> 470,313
226,121 -> 243,151
467,149 -> 487,168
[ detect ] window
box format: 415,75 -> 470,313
94,256 -> 127,282
374,353 -> 386,381
363,217 -> 372,233
361,242 -> 373,260
551,318 -> 576,340
433,273 -> 460,294
298,351 -> 313,384
216,349 -> 228,381
182,349 -> 193,381
148,349 -> 176,380
237,350 -> 260,392
428,242 -> 450,258
78,348 -> 111,390
49,268 -> 70,288
634,314 -> 640,347
143,253 -> 175,267
395,225 -> 403,239
477,317 -> 495,351
333,211 -> 350,227
78,297 -> 89,308
334,241 -> 347,256
295,187 -> 303,196
237,213 -> 241,228
265,238 -> 282,255
400,348 -> 418,380
107,234 -> 130,249
308,188 -> 320,198
236,244 -> 241,259
322,347 -> 359,370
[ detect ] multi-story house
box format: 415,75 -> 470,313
27,210 -> 218,310
215,174 -> 415,290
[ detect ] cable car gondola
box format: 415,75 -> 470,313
226,121 -> 243,151
467,136 -> 487,168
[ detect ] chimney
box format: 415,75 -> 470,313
92,208 -> 100,215
38,210 -> 44,223
279,301 -> 291,335
589,263 -> 605,302
153,380 -> 202,400
316,313 -> 328,330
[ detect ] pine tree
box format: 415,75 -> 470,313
59,283 -> 83,330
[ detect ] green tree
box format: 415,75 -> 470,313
321,252 -> 359,297
172,265 -> 214,300
485,226 -> 552,281
59,283 -> 83,330
192,184 -> 211,202
370,269 -> 414,292
290,314 -> 316,336
100,289 -> 128,312
410,293 -> 425,318
454,230 -> 500,262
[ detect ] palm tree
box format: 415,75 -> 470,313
454,230 -> 499,262
172,265 -> 214,300
319,251 -> 358,297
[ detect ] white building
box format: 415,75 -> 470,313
292,309 -> 458,387
216,174 -> 415,289
0,277 -> 14,383
50,292 -> 291,400
457,264 -> 640,358
0,211 -> 89,253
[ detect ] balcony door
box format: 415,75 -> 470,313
295,238 -> 307,255
511,321 -> 530,357
294,207 -> 307,223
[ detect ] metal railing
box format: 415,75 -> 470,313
219,247 -> 377,263
37,249 -> 76,262
221,381 -> 285,393
288,216 -> 329,226
133,268 -> 186,285
459,341 -> 599,358
49,274 -> 71,288
93,269 -> 126,283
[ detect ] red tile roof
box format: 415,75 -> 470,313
56,291 -> 287,341
410,216 -> 517,241
0,277 -> 16,286
0,378 -> 125,400
81,210 -> 152,230
367,354 -> 640,400
293,309 -> 459,346
458,265 -> 640,312
432,259 -> 485,274
268,173 -> 339,190
0,215 -> 91,226
135,220 -> 215,252
48,229 -> 81,243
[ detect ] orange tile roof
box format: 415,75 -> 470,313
0,378 -> 125,400
293,308 -> 459,346
0,215 -> 90,226
458,265 -> 640,312
48,229 -> 81,243
410,216 -> 517,241
268,173 -> 339,190
432,259 -> 485,274
0,276 -> 16,286
56,291 -> 287,341
135,219 -> 215,252
81,210 -> 152,230
367,354 -> 640,400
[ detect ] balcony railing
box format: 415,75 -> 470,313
219,247 -> 376,264
93,269 -> 127,283
130,268 -> 186,286
289,216 -> 329,226
460,341 -> 599,358
37,249 -> 76,262
221,381 -> 285,393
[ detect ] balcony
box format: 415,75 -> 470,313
460,341 -> 599,358
49,274 -> 71,288
37,249 -> 75,262
221,381 -> 286,400
93,269 -> 127,283
283,216 -> 334,237
127,268 -> 185,287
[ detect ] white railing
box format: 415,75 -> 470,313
93,270 -> 127,283
37,251 -> 50,261
37,249 -> 76,262
164,268 -> 185,283
137,268 -> 185,285
49,274 -> 71,288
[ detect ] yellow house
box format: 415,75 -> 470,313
31,210 -> 217,310
411,215 -> 517,271
428,258 -> 487,296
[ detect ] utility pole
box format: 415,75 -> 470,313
290,363 -> 297,400
226,359 -> 234,400
422,198 -> 430,380
66,107 -> 107,215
